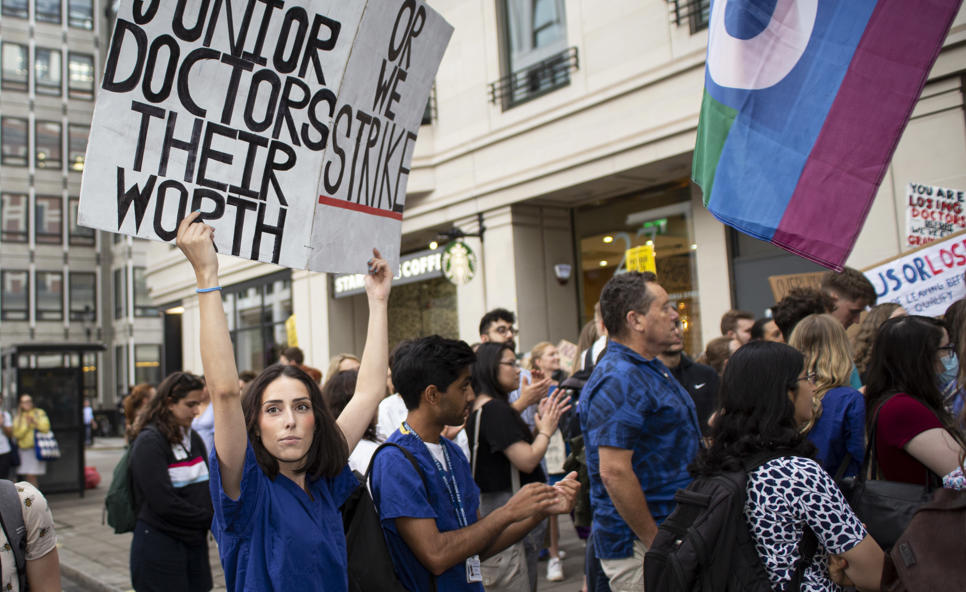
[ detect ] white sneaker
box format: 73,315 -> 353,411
546,557 -> 564,582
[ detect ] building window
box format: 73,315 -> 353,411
115,345 -> 128,399
35,121 -> 62,170
114,267 -> 126,319
34,48 -> 61,96
69,272 -> 96,322
68,0 -> 92,29
1,193 -> 29,243
667,0 -> 710,33
35,195 -> 63,245
1,0 -> 28,19
68,124 -> 89,172
1,43 -> 29,92
490,0 -> 572,108
67,53 -> 94,99
34,0 -> 59,22
68,197 -> 94,245
1,118 -> 29,167
1,271 -> 29,320
134,344 -> 162,385
36,271 -> 63,321
223,272 -> 292,372
133,267 -> 158,317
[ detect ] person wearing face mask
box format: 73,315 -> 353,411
865,316 -> 966,485
127,372 -> 212,592
940,300 -> 966,417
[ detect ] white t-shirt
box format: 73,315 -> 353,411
376,394 -> 471,461
0,412 -> 11,455
348,439 -> 381,476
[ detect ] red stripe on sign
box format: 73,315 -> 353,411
318,195 -> 403,221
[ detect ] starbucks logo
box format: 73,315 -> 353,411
442,241 -> 477,285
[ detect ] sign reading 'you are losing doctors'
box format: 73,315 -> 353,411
79,0 -> 452,274
864,230 -> 966,318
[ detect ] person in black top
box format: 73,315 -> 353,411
467,342 -> 570,592
657,320 -> 719,436
128,372 -> 213,592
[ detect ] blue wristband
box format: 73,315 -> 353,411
196,286 -> 222,293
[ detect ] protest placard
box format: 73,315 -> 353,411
905,182 -> 966,248
768,271 -> 824,302
79,0 -> 452,274
863,229 -> 966,318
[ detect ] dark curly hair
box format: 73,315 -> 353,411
691,341 -> 815,476
772,288 -> 834,341
131,372 -> 205,445
243,364 -> 349,480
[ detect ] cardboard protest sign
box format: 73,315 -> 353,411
905,182 -> 966,248
863,229 -> 966,317
79,0 -> 452,273
768,271 -> 823,302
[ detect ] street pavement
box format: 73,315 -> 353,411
48,438 -> 588,591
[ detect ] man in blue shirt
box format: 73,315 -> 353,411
371,336 -> 578,591
580,272 -> 702,592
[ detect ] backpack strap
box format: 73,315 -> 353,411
0,480 -> 27,592
365,442 -> 437,592
785,527 -> 817,592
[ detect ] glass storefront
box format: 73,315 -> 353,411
223,271 -> 292,372
574,181 -> 703,356
388,277 -> 458,348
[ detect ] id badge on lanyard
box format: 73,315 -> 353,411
466,554 -> 482,582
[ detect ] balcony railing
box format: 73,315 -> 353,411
666,0 -> 710,33
488,46 -> 579,110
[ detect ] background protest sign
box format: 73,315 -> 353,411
905,182 -> 966,248
863,229 -> 966,318
79,0 -> 452,273
768,271 -> 823,302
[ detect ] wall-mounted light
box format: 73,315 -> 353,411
429,241 -> 439,250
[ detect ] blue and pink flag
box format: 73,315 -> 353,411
693,0 -> 963,270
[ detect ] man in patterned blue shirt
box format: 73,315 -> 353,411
579,271 -> 702,592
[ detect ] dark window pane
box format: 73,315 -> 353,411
34,48 -> 61,95
1,43 -> 29,92
1,193 -> 29,243
1,118 -> 29,166
36,271 -> 63,321
68,0 -> 92,29
134,345 -> 162,385
114,268 -> 126,319
1,271 -> 29,320
115,345 -> 127,398
68,124 -> 89,172
1,0 -> 28,19
68,53 -> 94,98
134,267 -> 158,317
35,195 -> 63,244
68,197 -> 94,245
35,121 -> 62,169
69,272 -> 96,321
35,0 -> 60,22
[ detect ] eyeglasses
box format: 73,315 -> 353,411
492,326 -> 517,336
499,361 -> 521,368
797,371 -> 817,386
938,344 -> 956,359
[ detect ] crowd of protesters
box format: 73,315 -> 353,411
102,215 -> 966,592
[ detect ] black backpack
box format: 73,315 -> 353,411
341,442 -> 435,592
644,454 -> 818,592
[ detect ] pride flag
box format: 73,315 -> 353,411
693,0 -> 963,270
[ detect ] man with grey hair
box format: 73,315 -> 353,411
579,272 -> 702,591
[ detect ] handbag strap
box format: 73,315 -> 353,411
470,407 -> 482,480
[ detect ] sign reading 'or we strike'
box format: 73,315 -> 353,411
79,0 -> 452,274
864,230 -> 966,317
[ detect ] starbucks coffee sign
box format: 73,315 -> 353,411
442,241 -> 476,285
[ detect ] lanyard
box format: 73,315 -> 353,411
401,421 -> 470,528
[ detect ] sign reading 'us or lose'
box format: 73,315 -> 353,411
79,0 -> 452,274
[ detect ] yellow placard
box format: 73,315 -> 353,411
625,245 -> 657,274
285,314 -> 298,347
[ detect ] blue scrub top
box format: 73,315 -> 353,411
210,443 -> 358,591
370,430 -> 485,592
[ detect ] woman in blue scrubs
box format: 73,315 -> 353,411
175,212 -> 391,591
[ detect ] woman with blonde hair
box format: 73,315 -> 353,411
12,394 -> 52,487
851,303 -> 905,381
323,353 -> 361,386
789,314 -> 866,477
